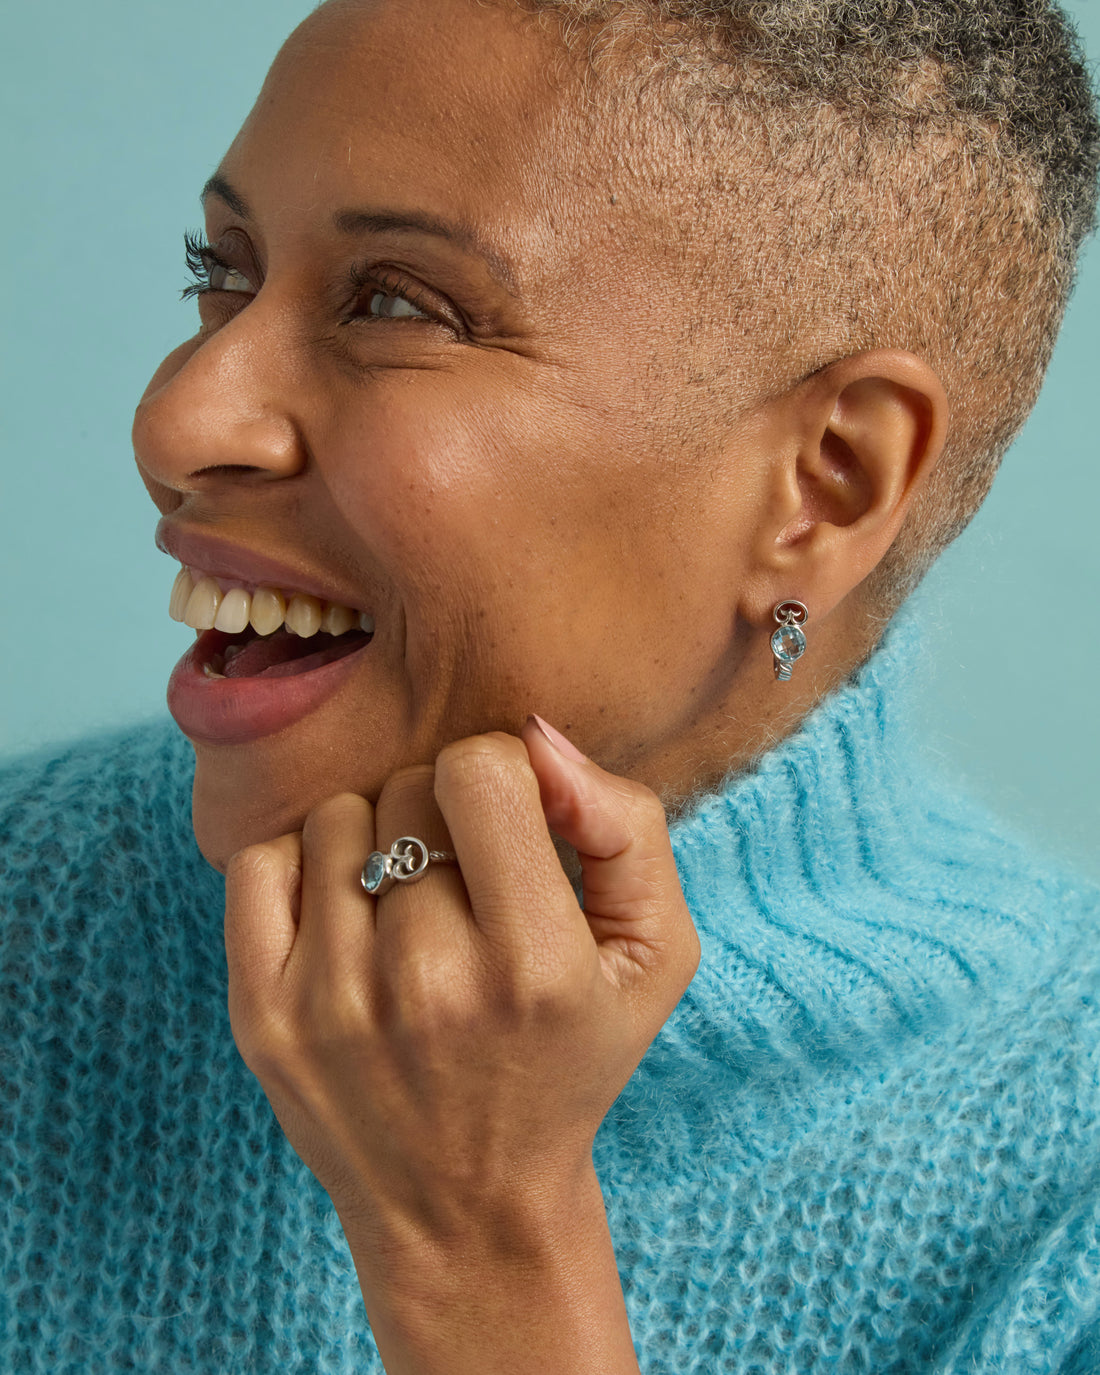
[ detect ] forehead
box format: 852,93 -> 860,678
219,0 -> 594,267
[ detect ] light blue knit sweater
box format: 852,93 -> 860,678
3,625 -> 1099,1373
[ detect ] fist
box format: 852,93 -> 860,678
223,717 -> 700,1246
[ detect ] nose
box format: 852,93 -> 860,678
133,305 -> 307,500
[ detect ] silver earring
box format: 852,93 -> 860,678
771,601 -> 809,681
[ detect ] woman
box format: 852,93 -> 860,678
3,0 -> 1099,1371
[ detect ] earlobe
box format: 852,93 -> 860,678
760,349 -> 948,614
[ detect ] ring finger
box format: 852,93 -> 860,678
370,763 -> 472,968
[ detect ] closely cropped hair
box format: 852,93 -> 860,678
525,0 -> 1100,605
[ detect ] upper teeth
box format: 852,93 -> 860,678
169,567 -> 374,638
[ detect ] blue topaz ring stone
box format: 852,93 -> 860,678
771,600 -> 809,682
361,836 -> 459,897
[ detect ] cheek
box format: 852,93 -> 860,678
319,368 -> 640,529
315,380 -> 563,579
310,372 -> 725,670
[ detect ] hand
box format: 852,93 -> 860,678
223,717 -> 700,1373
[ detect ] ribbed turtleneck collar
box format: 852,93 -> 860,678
663,617 -> 1054,1067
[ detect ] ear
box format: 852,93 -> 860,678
748,349 -> 948,621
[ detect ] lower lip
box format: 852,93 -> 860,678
167,630 -> 372,746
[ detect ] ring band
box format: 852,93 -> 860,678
361,836 -> 458,897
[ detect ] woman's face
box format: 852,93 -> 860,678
134,0 -> 762,866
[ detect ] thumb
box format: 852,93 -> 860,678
521,716 -> 699,992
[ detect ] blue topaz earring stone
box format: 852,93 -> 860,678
771,600 -> 809,682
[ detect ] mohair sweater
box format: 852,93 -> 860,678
2,626 -> 1099,1374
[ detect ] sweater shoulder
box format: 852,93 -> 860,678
0,721 -> 196,878
0,722 -> 218,963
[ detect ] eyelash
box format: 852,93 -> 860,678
345,262 -> 437,323
180,230 -> 445,326
180,230 -> 231,301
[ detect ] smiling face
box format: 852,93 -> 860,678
133,0 -> 775,867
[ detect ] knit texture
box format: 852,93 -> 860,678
2,623 -> 1099,1373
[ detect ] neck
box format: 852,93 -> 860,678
618,602 -> 885,813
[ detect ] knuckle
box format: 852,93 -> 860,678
484,939 -> 580,1019
310,982 -> 371,1048
672,909 -> 703,990
303,791 -> 369,838
228,998 -> 292,1074
378,763 -> 437,813
626,777 -> 669,828
435,733 -> 529,797
684,921 -> 702,978
231,981 -> 373,1083
394,953 -> 459,1029
224,843 -> 280,892
376,954 -> 475,1047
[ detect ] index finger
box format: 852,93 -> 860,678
431,733 -> 583,963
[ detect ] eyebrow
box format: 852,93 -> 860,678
201,172 -> 518,293
201,173 -> 251,220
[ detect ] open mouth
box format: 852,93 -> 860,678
165,560 -> 380,746
198,623 -> 374,679
170,566 -> 375,680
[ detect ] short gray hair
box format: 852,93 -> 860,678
523,0 -> 1100,605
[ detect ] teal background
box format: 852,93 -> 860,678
1,2 -> 1097,878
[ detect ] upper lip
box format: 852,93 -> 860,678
156,520 -> 370,609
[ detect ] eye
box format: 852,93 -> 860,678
205,261 -> 254,294
367,290 -> 429,320
181,230 -> 256,301
348,265 -> 460,331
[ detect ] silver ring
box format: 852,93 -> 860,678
361,836 -> 458,897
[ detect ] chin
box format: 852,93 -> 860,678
191,771 -> 308,873
188,736 -> 369,871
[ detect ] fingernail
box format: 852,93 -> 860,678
530,715 -> 588,763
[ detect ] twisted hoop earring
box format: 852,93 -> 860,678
771,601 -> 809,682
